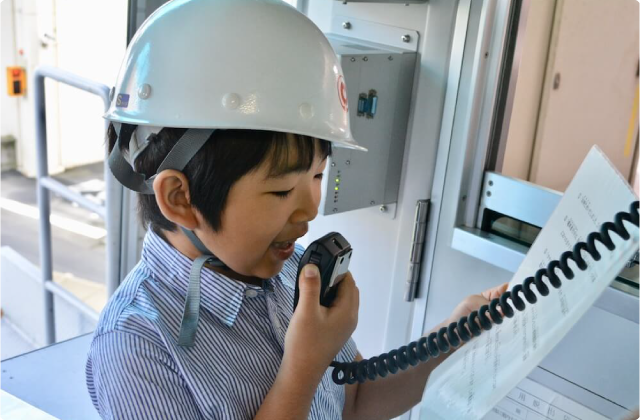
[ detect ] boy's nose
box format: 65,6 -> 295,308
291,185 -> 319,224
291,201 -> 318,224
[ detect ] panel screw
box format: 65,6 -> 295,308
350,57 -> 356,62
363,56 -> 368,62
488,180 -> 493,186
346,160 -> 351,165
331,162 -> 336,167
333,208 -> 338,213
402,35 -> 411,43
388,56 -> 393,61
379,205 -> 387,212
343,22 -> 351,30
370,201 -> 376,205
486,191 -> 492,197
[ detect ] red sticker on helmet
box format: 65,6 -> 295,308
337,76 -> 348,112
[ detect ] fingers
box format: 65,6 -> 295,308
482,282 -> 509,301
332,272 -> 359,329
622,409 -> 639,420
296,264 -> 321,310
467,295 -> 491,313
331,272 -> 359,309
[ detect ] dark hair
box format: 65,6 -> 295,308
107,124 -> 332,236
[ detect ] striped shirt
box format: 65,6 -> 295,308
85,229 -> 358,419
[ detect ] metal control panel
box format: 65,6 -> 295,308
320,34 -> 417,216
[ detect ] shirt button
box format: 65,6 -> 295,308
245,289 -> 259,298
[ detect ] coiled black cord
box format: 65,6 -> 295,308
330,201 -> 639,385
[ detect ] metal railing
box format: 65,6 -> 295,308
34,65 -> 122,345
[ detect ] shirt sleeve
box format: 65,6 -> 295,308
86,331 -> 203,420
338,336 -> 359,363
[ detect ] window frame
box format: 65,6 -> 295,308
446,0 -> 638,322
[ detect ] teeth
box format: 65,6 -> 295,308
272,241 -> 292,250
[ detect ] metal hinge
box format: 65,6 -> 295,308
404,199 -> 430,302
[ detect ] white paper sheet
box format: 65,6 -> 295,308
420,146 -> 639,420
0,390 -> 61,420
482,378 -> 608,420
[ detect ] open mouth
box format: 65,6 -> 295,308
271,240 -> 294,250
270,228 -> 307,255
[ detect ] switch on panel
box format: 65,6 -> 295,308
6,67 -> 26,97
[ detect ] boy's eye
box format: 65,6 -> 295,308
271,174 -> 323,199
273,189 -> 293,199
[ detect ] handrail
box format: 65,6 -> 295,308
33,65 -> 121,344
39,177 -> 107,219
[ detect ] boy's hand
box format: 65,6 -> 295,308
625,408 -> 640,420
446,282 -> 510,348
284,264 -> 359,378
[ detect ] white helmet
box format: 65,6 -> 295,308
106,0 -> 367,347
106,0 -> 365,151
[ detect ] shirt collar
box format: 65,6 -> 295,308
141,228 -> 291,327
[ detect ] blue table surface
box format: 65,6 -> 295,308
1,332 -> 100,420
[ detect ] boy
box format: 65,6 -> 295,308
86,0 -> 508,419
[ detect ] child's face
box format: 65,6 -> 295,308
198,144 -> 328,280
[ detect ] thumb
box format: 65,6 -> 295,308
297,264 -> 321,308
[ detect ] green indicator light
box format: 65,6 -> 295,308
335,187 -> 339,191
335,178 -> 340,183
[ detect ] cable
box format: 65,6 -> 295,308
329,201 -> 639,385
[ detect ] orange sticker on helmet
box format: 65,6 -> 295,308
337,76 -> 348,112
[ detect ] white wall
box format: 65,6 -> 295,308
304,0 -> 456,361
1,0 -> 127,177
1,0 -> 63,176
53,0 -> 127,170
1,0 -> 22,143
306,0 -> 333,32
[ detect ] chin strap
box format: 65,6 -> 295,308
108,125 -> 215,195
108,124 -> 155,194
177,227 -> 229,347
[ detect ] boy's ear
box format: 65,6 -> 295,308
153,170 -> 198,229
